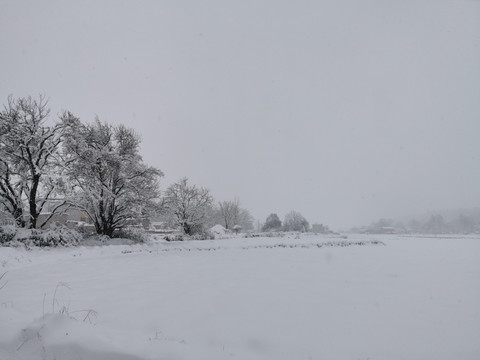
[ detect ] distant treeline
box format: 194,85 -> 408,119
351,208 -> 480,234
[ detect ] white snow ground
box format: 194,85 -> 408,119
0,233 -> 479,360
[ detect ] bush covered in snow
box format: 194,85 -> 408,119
164,229 -> 214,242
113,227 -> 149,243
0,224 -> 153,247
0,225 -> 17,244
189,230 -> 215,240
0,225 -> 82,248
164,234 -> 185,242
210,224 -> 228,237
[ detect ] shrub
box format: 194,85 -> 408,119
189,229 -> 215,240
0,226 -> 17,244
164,234 -> 184,242
113,227 -> 149,243
78,234 -> 111,246
0,225 -> 81,248
21,227 -> 82,247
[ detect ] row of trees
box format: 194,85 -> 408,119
1,95 -> 326,238
0,95 -> 163,236
262,211 -> 311,232
162,181 -> 254,235
0,95 -> 256,238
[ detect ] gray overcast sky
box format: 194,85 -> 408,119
1,0 -> 479,229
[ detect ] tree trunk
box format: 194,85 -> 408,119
28,174 -> 41,229
104,225 -> 115,237
183,222 -> 191,235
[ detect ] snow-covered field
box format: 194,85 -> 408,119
1,233 -> 479,360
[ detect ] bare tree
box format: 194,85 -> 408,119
62,114 -> 163,237
164,178 -> 213,235
283,211 -> 310,232
237,208 -> 254,232
218,199 -> 241,230
0,95 -> 64,228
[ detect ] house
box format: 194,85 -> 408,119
36,200 -> 94,231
